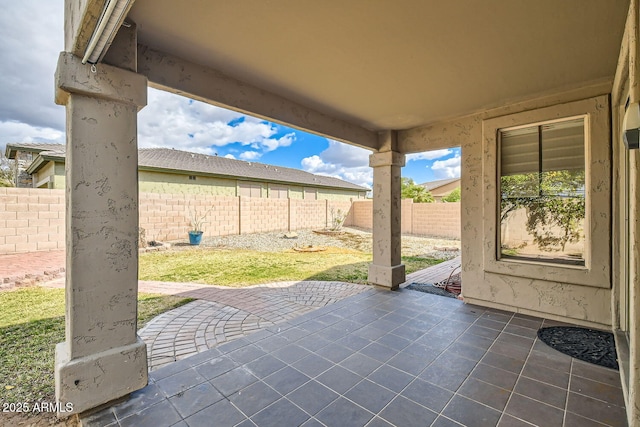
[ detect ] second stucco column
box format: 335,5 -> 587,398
368,150 -> 406,289
54,52 -> 148,415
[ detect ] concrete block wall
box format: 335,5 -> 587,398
351,200 -> 373,229
500,207 -> 584,255
1,188 -> 462,253
139,192 -> 240,242
411,202 -> 460,239
350,200 -> 461,239
401,199 -> 414,234
290,199 -> 327,230
239,197 -> 289,234
139,196 -> 354,241
0,188 -> 65,253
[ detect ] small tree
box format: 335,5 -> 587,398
0,152 -> 15,187
524,194 -> 585,252
329,208 -> 346,231
442,187 -> 461,202
401,177 -> 434,203
188,207 -> 212,232
501,170 -> 585,252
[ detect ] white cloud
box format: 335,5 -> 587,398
313,140 -> 371,168
138,89 -> 296,156
239,151 -> 261,161
406,149 -> 452,161
301,139 -> 373,188
301,155 -> 330,172
432,154 -> 461,178
261,133 -> 296,152
0,121 -> 64,148
224,154 -> 236,159
0,0 -> 64,131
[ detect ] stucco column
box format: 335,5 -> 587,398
54,52 -> 148,415
368,150 -> 406,289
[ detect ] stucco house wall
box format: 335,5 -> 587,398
401,89 -> 613,328
138,170 -> 237,195
33,161 -> 56,188
431,180 -> 459,196
34,161 -> 365,201
288,186 -> 304,199
32,161 -> 65,189
430,180 -> 461,200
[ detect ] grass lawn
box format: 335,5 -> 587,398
0,287 -> 193,415
139,247 -> 443,286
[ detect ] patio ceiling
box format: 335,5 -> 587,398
128,0 -> 628,136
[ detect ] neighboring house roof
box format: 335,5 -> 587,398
137,148 -> 367,191
419,178 -> 460,192
10,143 -> 367,192
5,142 -> 65,159
25,148 -> 66,175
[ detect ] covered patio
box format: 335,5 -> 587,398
83,287 -> 625,426
54,0 -> 638,424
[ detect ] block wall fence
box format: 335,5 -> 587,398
350,199 -> 461,239
0,188 -> 461,255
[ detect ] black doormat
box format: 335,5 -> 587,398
405,283 -> 458,299
537,326 -> 618,370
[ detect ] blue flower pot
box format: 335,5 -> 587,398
188,231 -> 203,245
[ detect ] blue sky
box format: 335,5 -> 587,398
0,0 -> 461,188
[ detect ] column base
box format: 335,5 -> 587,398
368,263 -> 406,290
55,337 -> 148,417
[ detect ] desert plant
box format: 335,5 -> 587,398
442,187 -> 461,202
329,208 -> 346,231
0,153 -> 15,187
188,207 -> 212,232
139,227 -> 148,248
401,177 -> 434,203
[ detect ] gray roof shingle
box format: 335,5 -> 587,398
138,148 -> 367,191
8,142 -> 367,191
5,142 -> 65,158
419,177 -> 460,191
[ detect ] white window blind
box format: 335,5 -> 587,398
500,118 -> 584,176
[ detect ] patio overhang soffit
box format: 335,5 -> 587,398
70,0 -> 629,152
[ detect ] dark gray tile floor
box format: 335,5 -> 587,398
83,288 -> 627,427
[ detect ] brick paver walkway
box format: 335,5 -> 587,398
41,277 -> 369,370
0,249 -> 65,289
403,255 -> 461,286
137,281 -> 368,370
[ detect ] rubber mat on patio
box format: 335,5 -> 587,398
537,326 -> 619,370
405,283 -> 458,299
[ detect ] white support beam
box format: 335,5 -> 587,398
136,45 -> 379,150
368,131 -> 405,290
54,52 -> 148,416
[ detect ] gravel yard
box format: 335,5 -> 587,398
187,227 -> 460,259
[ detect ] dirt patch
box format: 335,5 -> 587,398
2,412 -> 79,427
173,227 -> 460,259
292,246 -> 327,252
